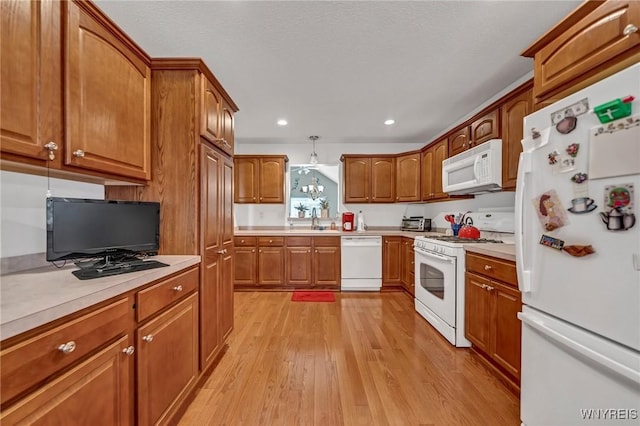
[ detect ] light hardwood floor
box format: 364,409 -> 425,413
179,291 -> 520,425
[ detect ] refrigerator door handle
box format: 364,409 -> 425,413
518,312 -> 640,385
515,151 -> 532,293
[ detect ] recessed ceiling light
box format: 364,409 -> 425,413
384,119 -> 395,126
277,119 -> 288,126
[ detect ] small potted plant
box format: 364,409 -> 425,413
319,198 -> 330,218
294,202 -> 308,218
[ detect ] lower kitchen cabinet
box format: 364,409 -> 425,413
312,236 -> 341,288
234,237 -> 257,285
285,237 -> 313,286
465,252 -> 521,393
401,237 -> 415,296
382,236 -> 402,288
258,237 -> 285,285
137,292 -> 199,425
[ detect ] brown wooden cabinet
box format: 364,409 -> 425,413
382,236 -> 402,288
234,155 -> 287,203
470,109 -> 500,147
395,152 -> 421,202
342,156 -> 395,203
523,1 -> 640,104
258,237 -> 286,285
234,237 -> 257,285
285,237 -> 313,286
1,0 -> 151,183
312,237 -> 341,288
501,85 -> 533,190
401,237 -> 415,296
465,252 -> 521,393
137,293 -> 199,425
0,336 -> 132,425
448,126 -> 470,157
421,139 -> 448,201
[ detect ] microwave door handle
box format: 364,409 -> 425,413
473,155 -> 481,181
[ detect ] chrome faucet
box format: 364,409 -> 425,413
311,207 -> 319,230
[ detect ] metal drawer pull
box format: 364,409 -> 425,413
58,341 -> 76,354
44,141 -> 58,160
72,149 -> 85,157
172,285 -> 183,292
623,24 -> 638,36
142,334 -> 154,342
122,346 -> 135,356
484,265 -> 493,271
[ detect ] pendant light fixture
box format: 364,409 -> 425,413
308,135 -> 319,165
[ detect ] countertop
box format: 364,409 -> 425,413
463,243 -> 516,262
234,227 -> 446,238
0,255 -> 200,340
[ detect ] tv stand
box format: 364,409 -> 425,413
72,255 -> 168,280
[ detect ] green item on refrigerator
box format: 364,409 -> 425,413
593,96 -> 634,124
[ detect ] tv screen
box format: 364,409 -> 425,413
46,198 -> 160,262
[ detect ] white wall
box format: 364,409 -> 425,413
0,171 -> 104,258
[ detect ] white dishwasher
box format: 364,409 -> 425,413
340,236 -> 382,291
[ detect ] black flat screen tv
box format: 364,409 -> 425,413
46,197 -> 160,262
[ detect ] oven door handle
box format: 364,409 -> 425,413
417,250 -> 454,263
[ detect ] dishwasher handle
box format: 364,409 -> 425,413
341,237 -> 382,246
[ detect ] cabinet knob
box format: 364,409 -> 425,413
73,149 -> 85,157
172,285 -> 183,292
623,24 -> 638,35
251,249 -> 255,253
142,334 -> 154,342
241,239 -> 245,243
259,249 -> 262,253
308,249 -> 311,253
372,197 -> 376,200
44,141 -> 58,160
269,239 -> 273,243
122,346 -> 135,356
486,285 -> 494,292
315,249 -> 318,253
260,197 -> 263,201
57,341 -> 76,354
253,197 -> 256,201
484,265 -> 492,271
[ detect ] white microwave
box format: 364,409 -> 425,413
442,139 -> 502,195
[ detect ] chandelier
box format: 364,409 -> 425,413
308,135 -> 319,164
302,175 -> 324,200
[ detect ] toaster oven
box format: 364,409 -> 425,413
401,217 -> 431,232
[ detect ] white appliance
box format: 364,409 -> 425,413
442,138 -> 502,195
413,212 -> 514,347
516,64 -> 640,425
340,236 -> 382,291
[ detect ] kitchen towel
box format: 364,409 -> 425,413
291,291 -> 335,302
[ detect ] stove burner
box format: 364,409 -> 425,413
428,236 -> 503,243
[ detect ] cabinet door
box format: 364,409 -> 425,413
470,109 -> 500,147
465,272 -> 492,353
285,247 -> 312,286
313,245 -> 341,287
401,238 -> 413,288
234,246 -> 257,285
343,157 -> 371,203
258,247 -> 285,285
1,0 -> 62,166
0,336 -> 132,425
371,157 -> 395,202
258,157 -> 285,203
220,103 -> 235,155
220,248 -> 234,342
501,88 -> 532,190
421,148 -> 434,200
431,139 -> 449,200
219,156 -> 234,342
491,282 -> 522,380
395,153 -> 420,202
234,157 -> 260,203
201,145 -> 221,368
534,1 -> 640,100
65,1 -> 151,180
448,127 -> 469,157
200,78 -> 221,144
137,294 -> 199,426
382,237 -> 402,287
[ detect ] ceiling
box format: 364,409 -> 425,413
95,0 -> 582,146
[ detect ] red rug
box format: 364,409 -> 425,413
291,291 -> 335,302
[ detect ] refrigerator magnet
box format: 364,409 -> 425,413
571,172 -> 588,184
533,190 -> 569,232
568,197 -> 597,214
548,150 -> 560,165
539,234 -> 565,250
551,98 -> 589,134
589,117 -> 640,180
563,245 -> 595,257
555,156 -> 576,174
565,143 -> 580,157
604,183 -> 634,211
523,127 -> 551,151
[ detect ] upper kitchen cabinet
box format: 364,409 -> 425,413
395,152 -> 421,202
65,0 -> 151,180
342,155 -> 395,203
421,139 -> 448,201
200,78 -> 234,156
448,126 -> 470,157
501,83 -> 533,191
470,109 -> 500,147
1,0 -> 152,183
522,1 -> 640,104
234,155 -> 288,203
1,0 -> 62,168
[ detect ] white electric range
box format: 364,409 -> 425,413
413,212 -> 514,347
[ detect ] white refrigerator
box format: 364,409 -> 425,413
516,63 -> 640,425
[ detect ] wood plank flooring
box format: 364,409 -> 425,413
179,291 -> 520,425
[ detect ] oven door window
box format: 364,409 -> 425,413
419,262 -> 446,299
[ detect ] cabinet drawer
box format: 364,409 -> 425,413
313,236 -> 340,247
234,236 -> 257,247
287,236 -> 312,246
0,298 -> 130,405
258,236 -> 284,246
466,253 -> 517,287
136,267 -> 199,322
